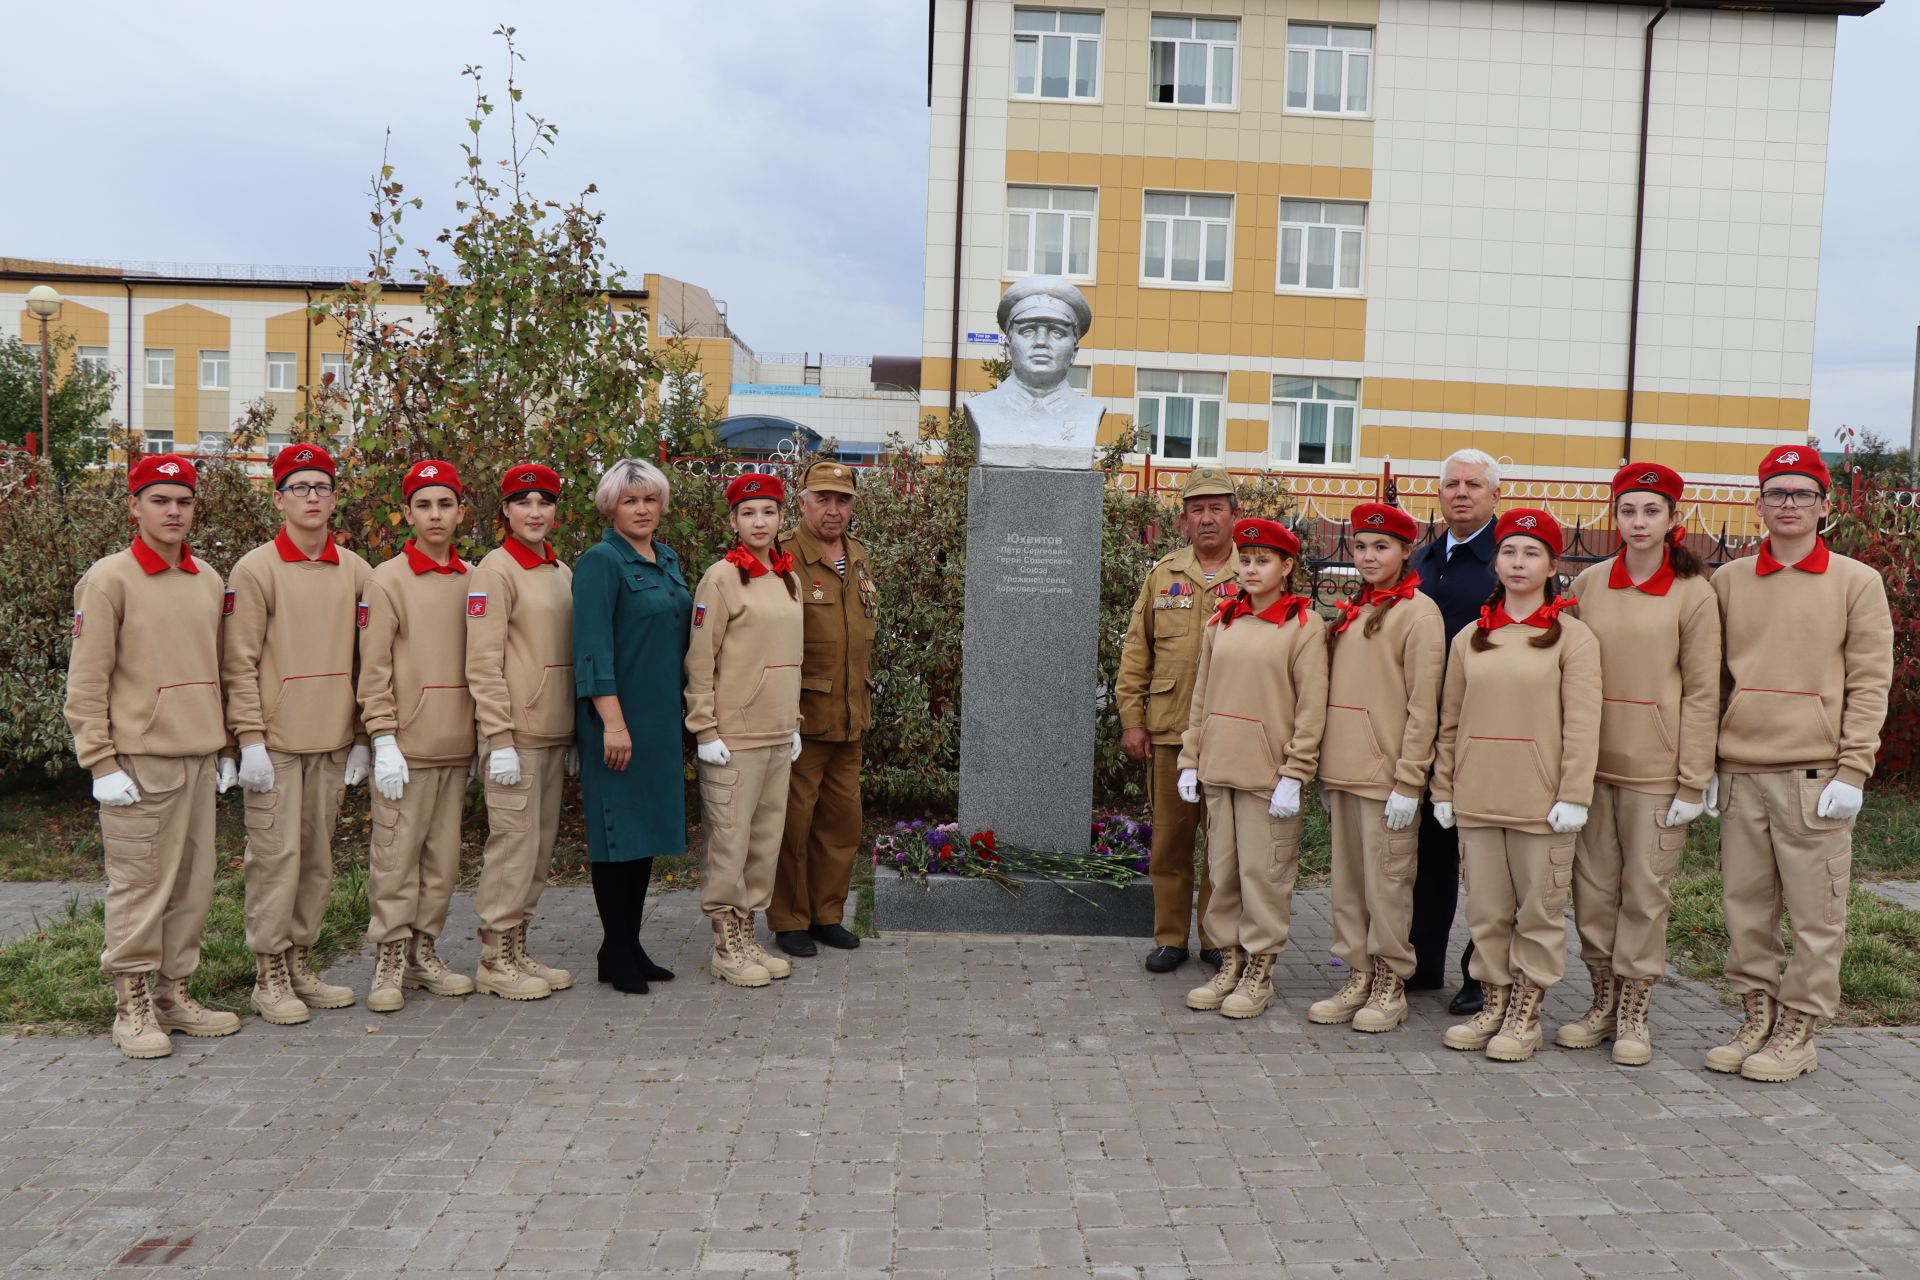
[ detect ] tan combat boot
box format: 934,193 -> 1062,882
1486,975 -> 1545,1061
1352,956 -> 1409,1033
711,913 -> 772,988
250,952 -> 311,1025
1222,952 -> 1277,1020
1307,964 -> 1373,1025
1739,1006 -> 1819,1082
1443,981 -> 1511,1051
509,923 -> 573,992
475,930 -> 552,1001
1703,989 -> 1776,1074
287,945 -> 356,1009
740,912 -> 791,980
1611,977 -> 1656,1066
110,973 -> 172,1060
366,938 -> 408,1013
403,935 -> 475,996
1186,946 -> 1245,1011
152,975 -> 240,1037
1553,964 -> 1616,1049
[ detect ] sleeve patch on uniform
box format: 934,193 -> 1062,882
356,601 -> 369,629
222,589 -> 235,615
71,611 -> 82,638
467,592 -> 487,618
693,603 -> 707,628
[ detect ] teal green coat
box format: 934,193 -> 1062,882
572,530 -> 693,861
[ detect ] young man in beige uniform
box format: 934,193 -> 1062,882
1706,446 -> 1892,1082
1115,467 -> 1239,974
770,460 -> 875,958
360,459 -> 480,1012
65,454 -> 241,1058
224,444 -> 374,1025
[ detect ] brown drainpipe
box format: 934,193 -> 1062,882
946,0 -> 976,422
1622,0 -> 1672,462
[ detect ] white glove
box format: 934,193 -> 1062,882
215,756 -> 238,795
343,744 -> 372,787
487,746 -> 523,787
565,746 -> 580,778
1268,776 -> 1302,819
238,743 -> 275,793
1433,801 -> 1455,830
1548,802 -> 1589,834
698,738 -> 732,767
1705,773 -> 1722,819
1177,767 -> 1199,804
1662,795 -> 1705,828
791,730 -> 803,763
1817,778 -> 1863,821
1384,791 -> 1420,832
94,771 -> 142,807
372,735 -> 409,802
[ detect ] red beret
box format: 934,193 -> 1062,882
129,453 -> 197,495
1495,507 -> 1563,559
1349,502 -> 1418,544
1757,445 -> 1830,490
1611,461 -> 1683,504
272,443 -> 336,487
402,458 -> 462,500
727,472 -> 785,508
1233,517 -> 1300,558
503,462 -> 561,499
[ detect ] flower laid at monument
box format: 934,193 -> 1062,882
874,815 -> 1149,896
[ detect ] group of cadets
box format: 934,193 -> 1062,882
1137,446 -> 1891,1083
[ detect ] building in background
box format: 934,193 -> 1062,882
921,0 -> 1880,508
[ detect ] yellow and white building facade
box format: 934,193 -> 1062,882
921,0 -> 1879,502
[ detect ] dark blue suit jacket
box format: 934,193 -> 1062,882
1412,519 -> 1498,642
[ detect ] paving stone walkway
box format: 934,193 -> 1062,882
1,880 -> 1918,1279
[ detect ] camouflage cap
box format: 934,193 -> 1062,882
1179,466 -> 1237,501
800,460 -> 858,496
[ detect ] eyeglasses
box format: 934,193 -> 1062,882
281,482 -> 336,499
1759,488 -> 1823,509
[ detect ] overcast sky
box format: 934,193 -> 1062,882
1,1 -> 1911,447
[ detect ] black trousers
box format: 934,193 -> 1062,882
1411,799 -> 1464,984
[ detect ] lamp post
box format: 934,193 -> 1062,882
24,286 -> 64,458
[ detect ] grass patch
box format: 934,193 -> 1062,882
0,773 -> 107,882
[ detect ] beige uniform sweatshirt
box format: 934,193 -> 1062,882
466,543 -> 576,750
357,544 -> 478,767
684,559 -> 805,748
223,531 -> 374,754
1432,617 -> 1603,834
1178,602 -> 1329,792
1713,542 -> 1893,789
65,541 -> 229,776
1321,592 -> 1446,801
1569,559 -> 1720,802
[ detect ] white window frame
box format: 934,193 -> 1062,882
266,351 -> 297,392
1277,199 -> 1367,295
1005,186 -> 1098,282
1140,191 -> 1233,289
318,352 -> 348,387
1066,364 -> 1091,393
1148,15 -> 1238,110
1270,375 -> 1360,469
1011,8 -> 1102,103
142,430 -> 174,455
199,349 -> 230,391
145,348 -> 174,389
1285,23 -> 1373,117
76,346 -> 109,379
1135,369 -> 1226,463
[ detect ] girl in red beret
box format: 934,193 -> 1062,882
1176,518 -> 1328,1020
1431,509 -> 1602,1061
1309,503 -> 1446,1034
684,473 -> 805,988
1557,464 -> 1719,1065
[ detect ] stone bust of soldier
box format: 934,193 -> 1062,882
967,276 -> 1105,470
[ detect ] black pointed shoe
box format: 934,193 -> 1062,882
776,930 -> 818,957
1145,946 -> 1189,973
809,923 -> 861,950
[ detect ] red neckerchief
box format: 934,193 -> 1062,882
503,537 -> 558,569
130,536 -> 199,575
1332,570 -> 1422,634
725,545 -> 795,577
1212,591 -> 1312,629
1756,537 -> 1830,577
1606,551 -> 1673,596
402,539 -> 467,576
274,528 -> 340,565
1477,596 -> 1574,632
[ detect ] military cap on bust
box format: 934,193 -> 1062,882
995,276 -> 1093,338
